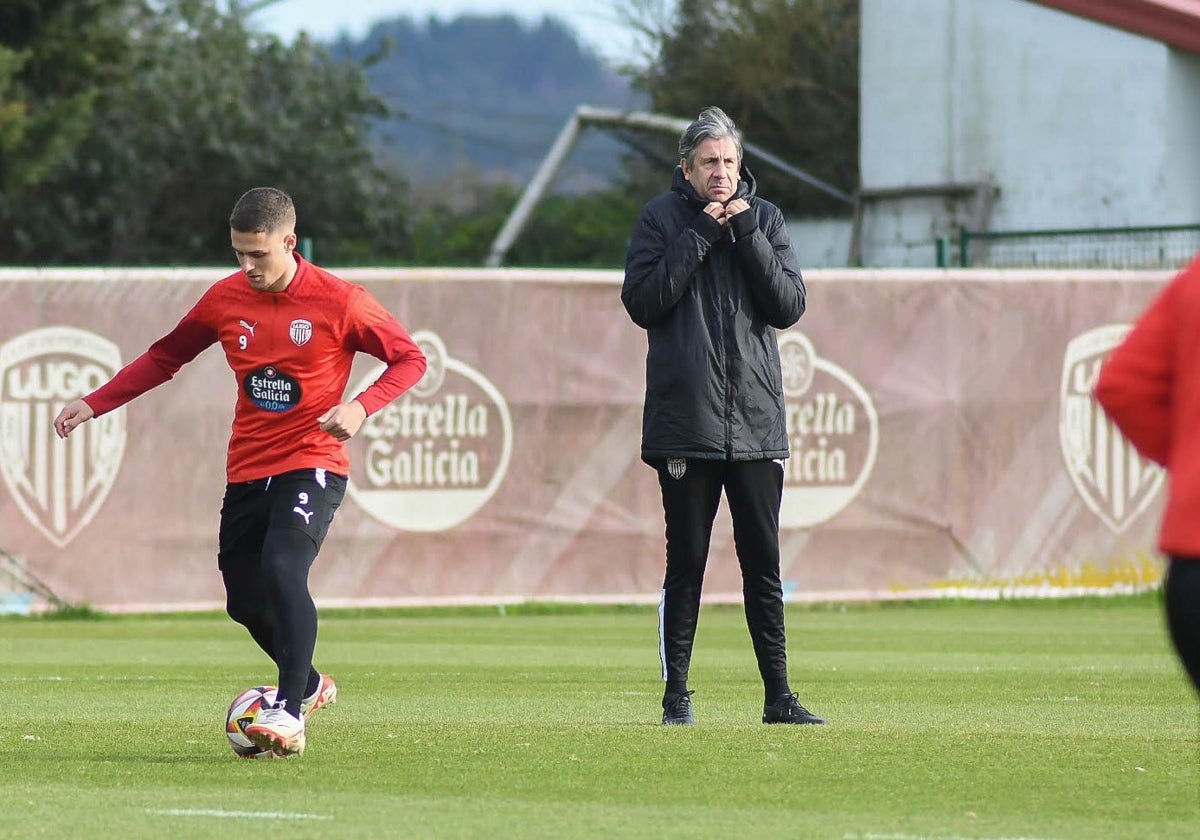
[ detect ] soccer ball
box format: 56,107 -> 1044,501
225,685 -> 280,759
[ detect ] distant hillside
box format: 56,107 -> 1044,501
331,14 -> 643,189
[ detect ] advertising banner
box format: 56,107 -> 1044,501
0,267 -> 1172,610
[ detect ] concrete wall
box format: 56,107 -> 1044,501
1166,49 -> 1200,223
788,218 -> 855,268
860,0 -> 1200,266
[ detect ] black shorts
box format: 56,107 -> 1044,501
217,468 -> 348,569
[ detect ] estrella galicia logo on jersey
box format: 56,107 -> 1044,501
243,365 -> 301,412
289,319 -> 312,347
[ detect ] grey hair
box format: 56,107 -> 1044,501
229,187 -> 296,234
678,106 -> 743,167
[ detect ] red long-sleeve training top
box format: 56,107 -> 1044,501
83,254 -> 427,483
1094,254 -> 1200,557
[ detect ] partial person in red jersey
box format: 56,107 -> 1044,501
1094,252 -> 1200,700
54,187 -> 427,755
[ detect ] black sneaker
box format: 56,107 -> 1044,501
762,692 -> 826,725
662,690 -> 696,726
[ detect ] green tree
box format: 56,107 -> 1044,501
407,177 -> 644,269
616,0 -> 859,217
0,0 -> 127,196
0,0 -> 408,265
507,189 -> 646,267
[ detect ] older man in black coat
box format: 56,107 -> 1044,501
622,106 -> 825,727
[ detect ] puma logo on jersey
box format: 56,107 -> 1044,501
293,506 -> 314,524
239,320 -> 257,336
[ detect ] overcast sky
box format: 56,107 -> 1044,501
251,0 -> 648,63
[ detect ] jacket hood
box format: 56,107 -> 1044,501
671,163 -> 758,208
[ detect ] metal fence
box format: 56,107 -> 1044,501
937,224 -> 1200,269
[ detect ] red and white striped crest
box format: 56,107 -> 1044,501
289,319 -> 312,346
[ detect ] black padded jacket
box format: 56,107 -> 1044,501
622,165 -> 806,463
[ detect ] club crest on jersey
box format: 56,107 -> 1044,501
289,319 -> 313,347
666,458 -> 686,480
0,327 -> 127,547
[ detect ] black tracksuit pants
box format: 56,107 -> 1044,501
1165,557 -> 1200,698
218,469 -> 346,714
656,458 -> 789,693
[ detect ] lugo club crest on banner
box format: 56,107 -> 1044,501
0,327 -> 127,547
1060,324 -> 1163,533
777,331 -> 878,528
345,330 -> 512,532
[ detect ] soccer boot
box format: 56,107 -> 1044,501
301,673 -> 338,718
245,704 -> 307,756
762,692 -> 827,725
662,690 -> 696,726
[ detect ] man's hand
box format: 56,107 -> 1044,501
317,400 -> 368,441
703,201 -> 728,225
723,198 -> 751,222
54,400 -> 94,439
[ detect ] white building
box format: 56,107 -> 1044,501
850,0 -> 1200,267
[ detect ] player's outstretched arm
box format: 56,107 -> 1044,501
53,400 -> 95,439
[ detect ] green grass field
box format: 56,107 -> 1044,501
1,596 -> 1197,839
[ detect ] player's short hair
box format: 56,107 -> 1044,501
679,106 -> 743,168
229,187 -> 296,234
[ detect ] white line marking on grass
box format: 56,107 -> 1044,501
145,809 -> 331,821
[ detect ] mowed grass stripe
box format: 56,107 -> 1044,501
0,596 -> 1195,839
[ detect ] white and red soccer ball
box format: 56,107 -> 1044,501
225,685 -> 281,759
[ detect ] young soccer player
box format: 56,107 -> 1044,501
54,187 -> 427,756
